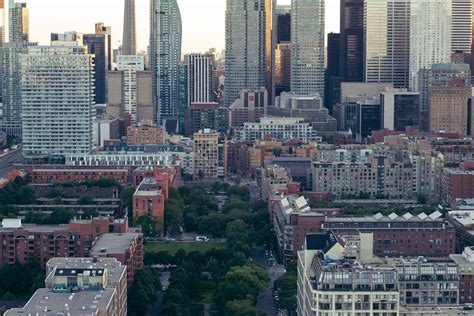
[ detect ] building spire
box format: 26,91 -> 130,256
122,0 -> 136,55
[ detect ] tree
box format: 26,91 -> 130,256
78,195 -> 94,205
134,216 -> 159,237
274,261 -> 298,313
17,186 -> 36,204
225,300 -> 265,316
47,209 -> 75,225
128,268 -> 162,316
215,265 -> 269,312
165,198 -> 184,234
417,194 -> 428,205
120,187 -> 135,211
225,220 -> 250,246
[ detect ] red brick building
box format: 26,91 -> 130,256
272,195 -> 342,260
91,229 -> 144,285
323,212 -> 456,257
0,217 -> 128,267
29,166 -> 129,185
442,162 -> 474,206
133,177 -> 165,235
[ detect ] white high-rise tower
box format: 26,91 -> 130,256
409,0 -> 452,90
290,0 -> 325,99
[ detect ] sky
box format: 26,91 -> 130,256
24,0 -> 340,54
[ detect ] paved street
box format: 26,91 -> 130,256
146,271 -> 170,316
0,147 -> 22,178
252,247 -> 285,316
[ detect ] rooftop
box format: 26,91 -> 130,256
326,211 -> 444,223
5,287 -> 115,316
46,257 -> 126,285
91,232 -> 141,256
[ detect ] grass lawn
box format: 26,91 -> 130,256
144,241 -> 226,255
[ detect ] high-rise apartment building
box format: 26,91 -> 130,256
150,0 -> 182,124
364,0 -> 410,88
107,69 -> 153,123
122,0 -> 136,55
193,129 -> 227,179
225,0 -> 267,108
21,46 -> 95,159
186,53 -> 212,106
0,42 -> 28,124
178,61 -> 188,134
291,0 -> 325,99
340,0 -> 364,82
409,0 -> 452,90
8,0 -> 28,43
84,27 -> 111,104
429,80 -> 473,136
451,0 -> 472,54
0,0 -> 5,45
117,55 -> 145,124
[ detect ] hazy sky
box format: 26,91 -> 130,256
25,0 -> 340,54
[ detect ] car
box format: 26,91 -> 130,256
195,236 -> 209,242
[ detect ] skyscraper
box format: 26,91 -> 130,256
21,46 -> 95,159
224,0 -> 267,108
409,0 -> 452,90
84,29 -> 110,104
122,0 -> 136,55
186,53 -> 213,105
9,0 -> 28,43
265,0 -> 275,106
1,42 -> 28,124
290,0 -> 325,99
274,5 -> 291,96
451,0 -> 472,54
339,0 -> 364,82
117,55 -> 145,124
325,32 -> 343,113
0,0 -> 5,45
95,23 -> 112,71
150,0 -> 182,124
364,0 -> 410,88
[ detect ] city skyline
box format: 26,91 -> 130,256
22,0 -> 339,54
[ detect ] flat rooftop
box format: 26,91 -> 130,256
4,288 -> 115,316
47,257 -> 126,285
91,232 -> 141,256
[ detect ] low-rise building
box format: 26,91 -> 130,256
273,195 -> 341,260
234,117 -> 321,143
5,257 -> 128,316
133,177 -> 165,235
30,166 -> 129,185
323,211 -> 456,257
0,217 -> 128,267
91,231 -> 143,286
442,162 -> 474,206
297,236 -> 400,316
229,88 -> 267,129
260,165 -> 294,201
127,122 -> 166,145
